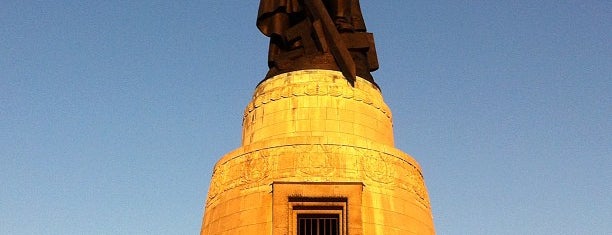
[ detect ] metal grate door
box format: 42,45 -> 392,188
297,214 -> 340,235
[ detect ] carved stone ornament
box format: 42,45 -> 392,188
241,150 -> 270,184
296,144 -> 336,177
205,144 -> 430,209
358,148 -> 394,184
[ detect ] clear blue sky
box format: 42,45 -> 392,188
1,1 -> 610,234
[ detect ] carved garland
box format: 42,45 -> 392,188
243,78 -> 392,123
205,144 -> 430,209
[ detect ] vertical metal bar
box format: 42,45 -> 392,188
298,218 -> 302,235
332,218 -> 337,235
310,218 -> 314,235
323,218 -> 327,235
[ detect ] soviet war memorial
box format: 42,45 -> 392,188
200,1 -> 435,234
4,2 -> 611,235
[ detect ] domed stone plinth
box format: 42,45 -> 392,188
201,70 -> 435,235
242,70 -> 394,146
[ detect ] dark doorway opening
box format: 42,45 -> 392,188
297,214 -> 340,235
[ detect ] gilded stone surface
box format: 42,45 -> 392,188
201,70 -> 435,235
205,140 -> 430,210
242,70 -> 393,146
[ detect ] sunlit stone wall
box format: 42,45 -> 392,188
201,70 -> 435,235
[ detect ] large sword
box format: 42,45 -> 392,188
303,0 -> 357,84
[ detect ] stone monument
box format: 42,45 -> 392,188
200,1 -> 435,234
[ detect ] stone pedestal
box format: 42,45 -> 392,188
201,70 -> 435,235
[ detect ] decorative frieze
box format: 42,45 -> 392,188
205,143 -> 430,209
244,71 -> 392,123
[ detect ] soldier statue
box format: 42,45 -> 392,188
256,0 -> 378,85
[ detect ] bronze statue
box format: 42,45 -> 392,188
257,0 -> 378,85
